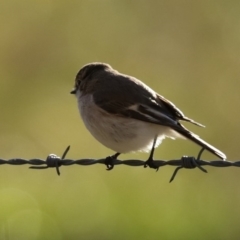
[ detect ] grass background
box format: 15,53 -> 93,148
0,1 -> 240,239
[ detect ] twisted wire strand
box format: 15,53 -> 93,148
0,146 -> 237,182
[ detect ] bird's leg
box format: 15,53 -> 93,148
144,136 -> 159,170
105,152 -> 120,170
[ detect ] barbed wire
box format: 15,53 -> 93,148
0,146 -> 237,182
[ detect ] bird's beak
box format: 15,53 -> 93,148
70,88 -> 76,94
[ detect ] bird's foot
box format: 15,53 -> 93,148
105,152 -> 120,171
144,158 -> 159,171
144,136 -> 159,171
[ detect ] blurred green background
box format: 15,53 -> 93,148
0,0 -> 239,239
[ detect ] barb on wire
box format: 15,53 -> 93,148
29,145 -> 71,175
0,146 -> 237,182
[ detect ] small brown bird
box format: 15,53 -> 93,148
71,62 -> 226,169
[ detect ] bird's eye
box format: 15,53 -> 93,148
75,79 -> 80,89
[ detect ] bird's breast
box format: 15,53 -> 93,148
76,91 -> 177,153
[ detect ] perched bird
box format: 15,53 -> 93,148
71,62 -> 226,169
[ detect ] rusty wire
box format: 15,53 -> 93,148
0,146 -> 237,182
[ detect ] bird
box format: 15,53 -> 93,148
71,62 -> 226,170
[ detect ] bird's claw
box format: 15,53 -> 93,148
104,152 -> 120,170
144,158 -> 159,171
105,156 -> 115,170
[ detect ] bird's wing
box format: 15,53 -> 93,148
93,75 -> 203,131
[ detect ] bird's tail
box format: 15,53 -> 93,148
176,126 -> 226,160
